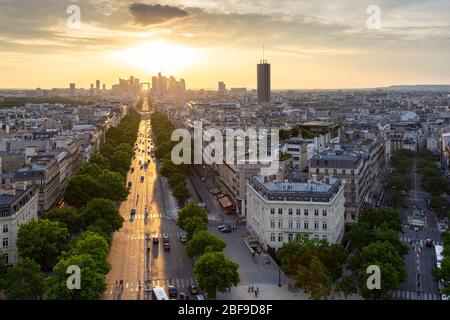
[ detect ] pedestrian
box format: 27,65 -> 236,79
248,286 -> 251,293
256,286 -> 259,295
254,290 -> 257,298
251,286 -> 254,293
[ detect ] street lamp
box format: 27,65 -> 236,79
278,268 -> 282,287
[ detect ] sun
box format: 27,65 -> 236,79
110,40 -> 202,75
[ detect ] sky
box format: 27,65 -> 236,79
0,0 -> 450,89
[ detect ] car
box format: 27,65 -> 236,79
188,284 -> 199,295
127,181 -> 132,189
168,285 -> 177,298
217,224 -> 227,231
198,202 -> 207,209
220,224 -> 232,233
162,233 -> 169,242
163,241 -> 171,251
401,190 -> 406,196
152,235 -> 159,244
179,293 -> 187,300
425,238 -> 434,247
130,208 -> 136,216
195,294 -> 206,300
180,233 -> 187,243
140,176 -> 144,182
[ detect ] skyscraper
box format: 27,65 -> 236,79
69,83 -> 75,96
218,81 -> 226,94
257,60 -> 271,103
96,80 -> 100,92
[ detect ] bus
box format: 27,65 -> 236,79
152,287 -> 169,300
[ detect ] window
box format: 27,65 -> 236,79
296,220 -> 301,230
304,209 -> 308,216
278,220 -> 283,228
278,208 -> 283,215
314,234 -> 320,243
270,233 -> 275,242
270,219 -> 275,229
351,169 -> 355,176
314,209 -> 319,216
288,234 -> 293,242
288,220 -> 293,229
323,222 -> 327,230
322,235 -> 328,242
288,208 -> 293,215
316,168 -> 319,174
296,209 -> 301,215
314,221 -> 319,230
2,224 -> 8,233
322,210 -> 327,217
270,208 -> 275,215
304,221 -> 309,230
342,169 -> 346,175
2,253 -> 8,264
325,169 -> 328,174
278,233 -> 283,242
2,237 -> 8,248
333,169 -> 337,175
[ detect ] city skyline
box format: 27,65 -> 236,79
1,0 -> 450,90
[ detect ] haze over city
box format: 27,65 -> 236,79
1,0 -> 450,89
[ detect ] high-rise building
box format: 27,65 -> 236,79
69,83 -> 76,96
103,84 -> 106,91
218,82 -> 226,94
257,60 -> 271,103
96,80 -> 100,92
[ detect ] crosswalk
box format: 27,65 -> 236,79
392,290 -> 441,300
399,236 -> 443,247
126,231 -> 185,241
131,214 -> 167,220
107,277 -> 196,295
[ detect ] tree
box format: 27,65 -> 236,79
186,230 -> 226,257
296,256 -> 333,300
89,153 -> 110,169
177,203 -> 208,239
193,252 -> 240,299
80,198 -> 123,235
358,208 -> 403,233
46,254 -> 107,300
97,170 -> 129,202
16,219 -> 69,272
173,183 -> 190,205
350,241 -> 406,300
3,258 -> 46,300
110,150 -> 132,176
168,172 -> 186,187
0,256 -> 7,290
64,174 -> 99,208
77,163 -> 102,177
385,191 -> 403,208
155,141 -> 174,159
65,231 -> 110,273
44,207 -> 83,236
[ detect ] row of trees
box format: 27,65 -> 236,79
176,203 -> 240,299
385,149 -> 414,208
64,109 -> 141,208
276,208 -> 407,300
151,112 -> 190,205
0,199 -> 122,299
0,108 -> 141,299
417,150 -> 450,218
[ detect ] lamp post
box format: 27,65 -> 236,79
278,268 -> 282,287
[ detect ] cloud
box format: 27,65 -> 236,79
129,3 -> 188,25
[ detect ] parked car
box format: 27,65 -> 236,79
188,284 -> 199,295
220,224 -> 232,233
195,294 -> 206,300
168,285 -> 177,298
163,233 -> 169,242
141,176 -> 144,182
130,208 -> 136,216
217,224 -> 227,231
425,238 -> 434,247
152,235 -> 159,244
180,232 -> 187,243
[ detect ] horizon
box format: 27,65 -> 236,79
1,1 -> 450,89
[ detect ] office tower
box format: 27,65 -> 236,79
179,78 -> 186,92
151,76 -> 158,94
257,60 -> 271,103
218,82 -> 226,94
69,83 -> 76,96
96,80 -> 100,91
103,84 -> 106,91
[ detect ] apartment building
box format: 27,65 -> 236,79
0,183 -> 38,265
246,176 -> 345,251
